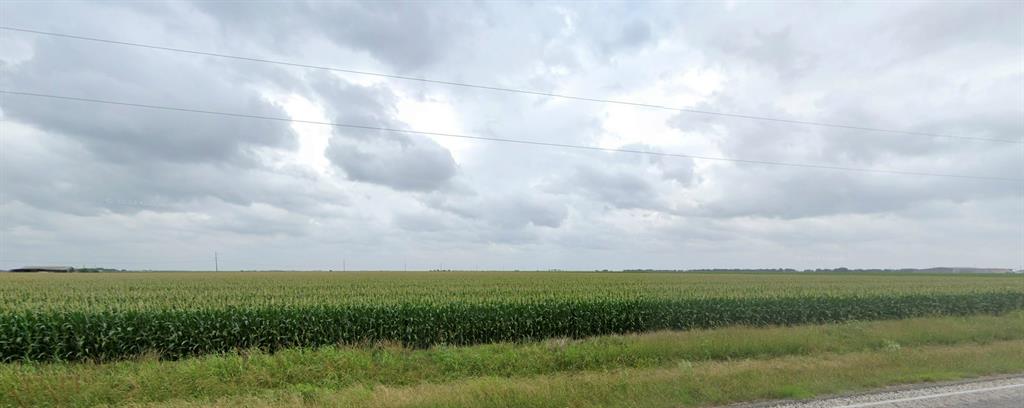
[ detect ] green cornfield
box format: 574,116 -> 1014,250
1,271 -> 1022,362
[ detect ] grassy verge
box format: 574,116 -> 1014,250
2,312 -> 1022,407
157,340 -> 1024,408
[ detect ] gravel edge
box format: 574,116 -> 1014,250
723,372 -> 1024,408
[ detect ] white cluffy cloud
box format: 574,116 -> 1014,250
0,1 -> 1020,270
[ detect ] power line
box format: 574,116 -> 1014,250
2,89 -> 1020,183
1,25 -> 1018,145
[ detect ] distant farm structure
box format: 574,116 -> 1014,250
9,266 -> 75,273
6,266 -> 123,273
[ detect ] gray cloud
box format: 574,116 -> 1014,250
553,165 -> 663,211
712,27 -> 817,81
327,138 -> 457,192
1,0 -> 1021,270
1,37 -> 297,165
307,72 -> 459,192
193,1 -> 482,72
1,125 -> 349,219
425,193 -> 569,230
601,20 -> 654,56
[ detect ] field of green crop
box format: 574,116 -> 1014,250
1,271 -> 1022,362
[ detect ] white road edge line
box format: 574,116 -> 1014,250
833,383 -> 1024,408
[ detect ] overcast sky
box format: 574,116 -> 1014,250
1,1 -> 1021,271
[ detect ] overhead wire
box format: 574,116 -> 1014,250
2,90 -> 1019,183
1,25 -> 1019,144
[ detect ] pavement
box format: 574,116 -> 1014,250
735,375 -> 1024,408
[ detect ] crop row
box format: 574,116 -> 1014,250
2,292 -> 1022,362
6,272 -> 1023,313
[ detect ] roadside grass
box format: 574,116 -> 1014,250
2,312 -> 1022,407
141,340 -> 1024,408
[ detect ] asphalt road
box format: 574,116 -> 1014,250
753,375 -> 1024,408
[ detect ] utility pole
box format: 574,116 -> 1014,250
214,251 -> 219,272
342,258 -> 346,272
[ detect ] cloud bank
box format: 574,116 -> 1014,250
1,1 -> 1020,270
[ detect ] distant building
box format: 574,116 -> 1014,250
9,266 -> 75,273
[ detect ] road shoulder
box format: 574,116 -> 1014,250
728,373 -> 1024,408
